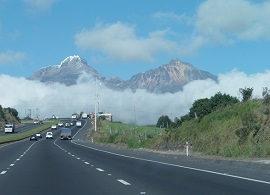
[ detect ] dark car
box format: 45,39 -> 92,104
30,135 -> 38,141
35,133 -> 42,139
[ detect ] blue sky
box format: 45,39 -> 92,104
1,0 -> 269,80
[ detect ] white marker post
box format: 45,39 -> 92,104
186,142 -> 189,157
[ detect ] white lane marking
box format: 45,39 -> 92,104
77,158 -> 80,160
96,168 -> 104,172
117,179 -> 131,185
84,162 -> 90,165
140,192 -> 146,194
10,164 -> 14,167
71,141 -> 270,185
16,159 -> 20,161
1,171 -> 7,175
108,174 -> 112,176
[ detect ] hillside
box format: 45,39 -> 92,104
153,100 -> 270,158
94,99 -> 270,158
0,106 -> 21,128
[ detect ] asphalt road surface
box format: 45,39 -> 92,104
0,119 -> 270,194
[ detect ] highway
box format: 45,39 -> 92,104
0,119 -> 270,194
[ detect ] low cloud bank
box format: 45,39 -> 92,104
1,69 -> 270,125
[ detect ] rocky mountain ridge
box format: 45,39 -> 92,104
28,56 -> 217,93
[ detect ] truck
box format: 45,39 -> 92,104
60,128 -> 72,140
4,123 -> 15,133
76,121 -> 82,127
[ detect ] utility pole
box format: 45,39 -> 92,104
94,77 -> 97,131
134,106 -> 137,125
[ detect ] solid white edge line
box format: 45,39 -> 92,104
71,140 -> 270,185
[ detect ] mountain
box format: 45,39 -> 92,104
28,56 -> 217,94
28,56 -> 103,85
120,59 -> 217,93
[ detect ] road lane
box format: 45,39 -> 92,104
0,130 -> 142,194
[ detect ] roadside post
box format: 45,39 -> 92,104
186,142 -> 189,157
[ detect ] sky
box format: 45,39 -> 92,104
0,0 -> 270,125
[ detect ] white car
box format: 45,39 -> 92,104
51,125 -> 57,130
58,122 -> 64,127
46,132 -> 53,139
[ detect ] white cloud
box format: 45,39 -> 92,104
195,0 -> 270,42
75,22 -> 178,62
23,0 -> 57,12
1,69 -> 270,125
0,51 -> 26,65
153,12 -> 193,25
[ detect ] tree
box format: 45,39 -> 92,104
239,87 -> 253,102
262,87 -> 270,104
0,105 -> 4,119
189,98 -> 212,119
156,115 -> 172,128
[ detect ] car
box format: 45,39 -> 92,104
38,121 -> 43,124
33,121 -> 39,124
58,122 -> 64,127
51,125 -> 57,130
65,123 -> 70,127
46,132 -> 53,139
35,133 -> 42,139
30,135 -> 38,141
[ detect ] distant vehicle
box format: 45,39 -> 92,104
70,121 -> 75,126
71,114 -> 78,119
46,132 -> 53,139
76,121 -> 82,127
38,121 -> 43,124
35,133 -> 42,139
58,122 -> 64,127
4,123 -> 15,133
60,128 -> 72,140
65,123 -> 70,127
82,113 -> 88,119
30,135 -> 38,141
51,125 -> 57,130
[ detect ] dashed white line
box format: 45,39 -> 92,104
1,171 -> 7,175
117,179 -> 131,185
84,162 -> 90,165
96,168 -> 104,172
10,164 -> 14,167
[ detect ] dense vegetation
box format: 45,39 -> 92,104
94,88 -> 270,158
0,105 -> 21,128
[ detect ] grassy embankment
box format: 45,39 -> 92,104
0,120 -> 59,144
92,100 -> 270,158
